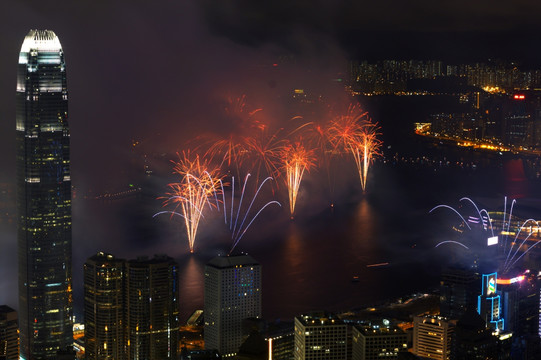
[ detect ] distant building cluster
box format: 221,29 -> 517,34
348,60 -> 541,95
418,91 -> 541,153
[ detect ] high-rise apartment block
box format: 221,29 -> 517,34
204,255 -> 262,356
293,312 -> 347,360
83,253 -> 179,360
413,315 -> 454,360
125,255 -> 180,360
352,322 -> 407,360
0,305 -> 18,360
16,29 -> 73,360
84,252 -> 125,360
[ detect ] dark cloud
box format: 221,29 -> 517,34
198,0 -> 541,63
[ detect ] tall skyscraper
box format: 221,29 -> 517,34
125,255 -> 180,360
16,29 -> 73,360
204,254 -> 262,356
84,253 -> 125,360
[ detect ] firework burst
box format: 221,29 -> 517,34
280,140 -> 316,217
245,129 -> 285,183
352,124 -> 382,192
288,117 -> 339,204
158,152 -> 223,253
214,174 -> 281,254
430,196 -> 541,273
328,104 -> 382,192
203,95 -> 264,169
327,104 -> 367,151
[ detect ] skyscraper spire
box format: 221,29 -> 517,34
16,29 -> 73,360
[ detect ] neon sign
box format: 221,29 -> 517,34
488,277 -> 496,295
496,275 -> 525,285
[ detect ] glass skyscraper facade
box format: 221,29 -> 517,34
16,29 -> 73,360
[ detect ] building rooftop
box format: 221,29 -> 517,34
87,252 -> 124,265
0,305 -> 16,315
20,29 -> 62,53
354,323 -> 406,336
296,312 -> 344,327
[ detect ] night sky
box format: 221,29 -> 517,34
1,0 -> 541,311
1,1 -> 541,190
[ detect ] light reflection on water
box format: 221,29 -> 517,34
177,254 -> 204,321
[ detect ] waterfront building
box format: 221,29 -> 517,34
412,315 -> 454,360
125,255 -> 180,360
204,254 -> 262,357
352,321 -> 407,360
0,305 -> 18,360
83,252 -> 125,360
293,312 -> 347,360
503,93 -> 534,148
16,29 -> 73,360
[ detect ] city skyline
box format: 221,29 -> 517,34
1,3 -> 541,358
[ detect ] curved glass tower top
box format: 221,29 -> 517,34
19,30 -> 62,54
16,29 -> 73,360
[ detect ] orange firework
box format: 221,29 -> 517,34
280,140 -> 316,217
161,152 -> 223,253
327,104 -> 368,151
352,123 -> 382,192
327,104 -> 382,192
287,117 -> 338,203
289,117 -> 332,161
245,129 -> 285,184
203,95 -> 264,169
